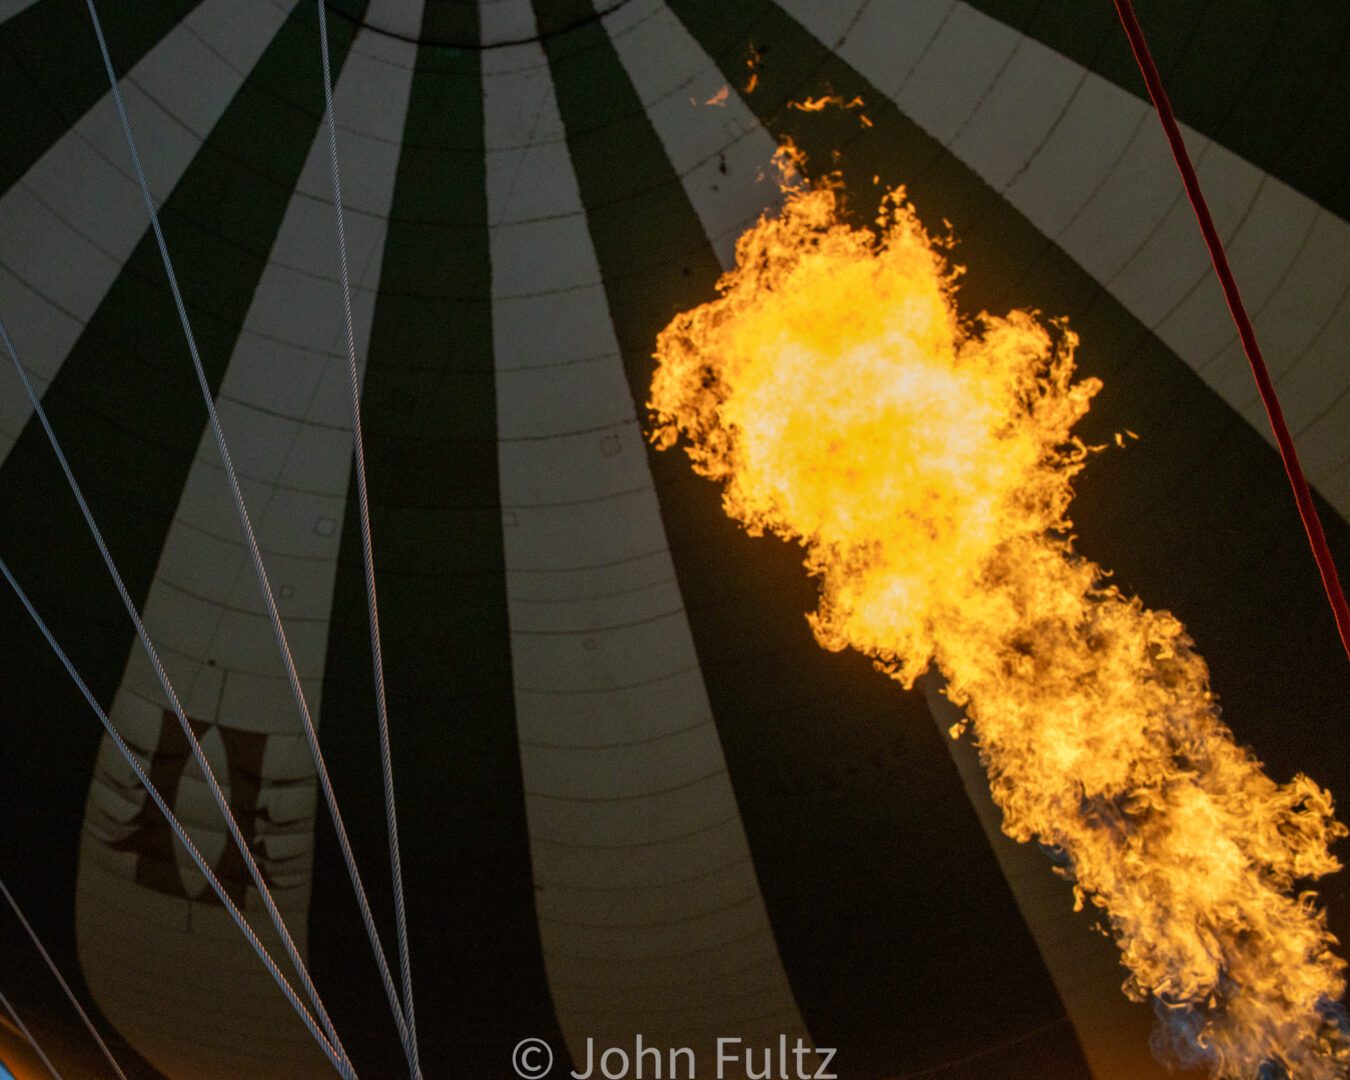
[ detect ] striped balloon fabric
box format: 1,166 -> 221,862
0,1 -> 1347,1078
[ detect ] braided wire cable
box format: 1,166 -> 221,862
79,0 -> 412,1050
0,876 -> 128,1079
316,3 -> 421,1075
0,986 -> 64,1079
0,314 -> 351,1076
0,558 -> 351,1078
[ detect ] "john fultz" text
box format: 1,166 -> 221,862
570,1035 -> 838,1079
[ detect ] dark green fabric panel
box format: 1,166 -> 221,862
311,25 -> 562,1076
0,1 -> 367,1072
966,0 -> 1350,221
417,1 -> 478,49
669,0 -> 1350,1069
533,0 -> 607,38
536,4 -> 1089,1077
0,0 -> 205,195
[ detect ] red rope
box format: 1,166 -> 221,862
1112,0 -> 1350,663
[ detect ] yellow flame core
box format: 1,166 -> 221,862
650,178 -> 1349,1078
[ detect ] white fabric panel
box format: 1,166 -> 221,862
604,0 -> 781,269
779,0 -> 1350,522
484,13 -> 810,1064
899,3 -> 1019,147
354,0 -> 423,40
480,0 -> 542,44
74,14 -> 419,1078
0,0 -> 39,24
0,0 -> 296,465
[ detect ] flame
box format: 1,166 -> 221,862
789,93 -> 865,113
789,94 -> 871,129
649,167 -> 1349,1078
